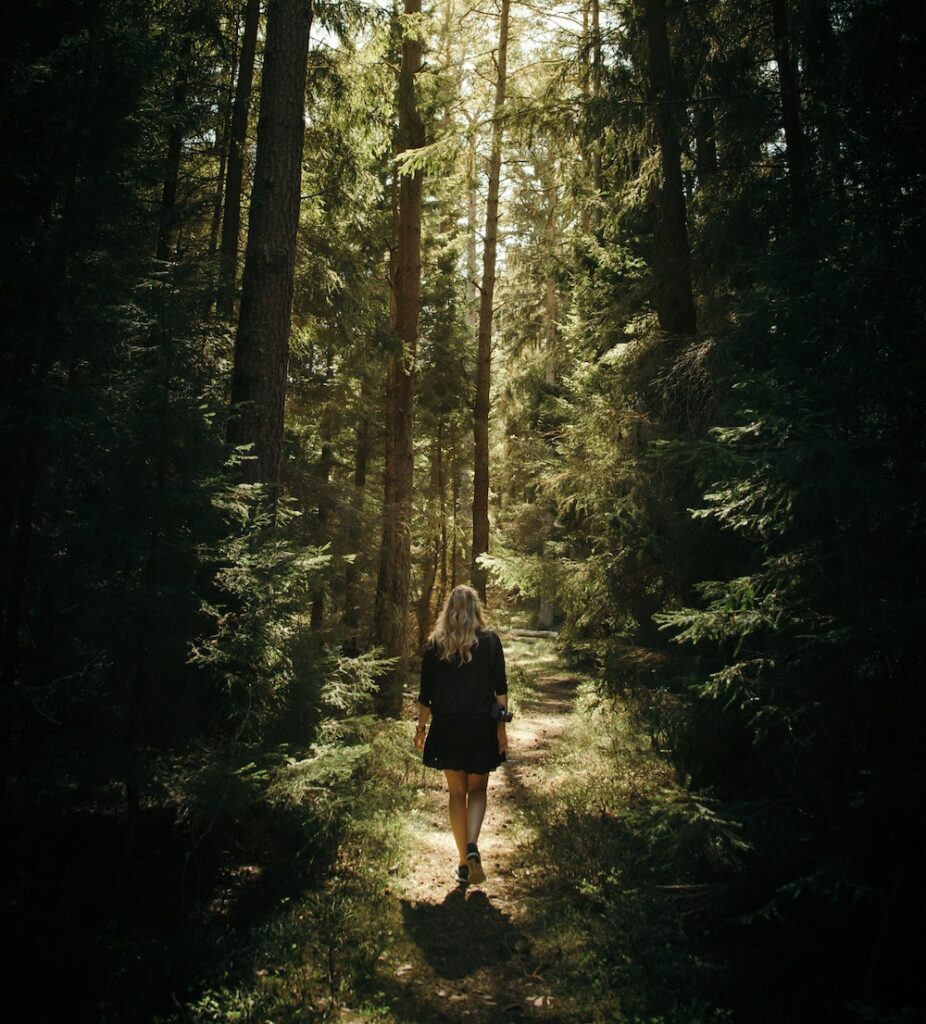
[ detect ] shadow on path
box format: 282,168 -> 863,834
400,887 -> 518,980
371,888 -> 545,1024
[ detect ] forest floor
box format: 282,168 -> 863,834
342,636 -> 730,1024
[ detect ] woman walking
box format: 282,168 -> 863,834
414,584 -> 509,885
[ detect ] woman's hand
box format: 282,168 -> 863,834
494,692 -> 509,755
414,704 -> 431,752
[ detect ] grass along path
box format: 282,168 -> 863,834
353,636 -> 731,1024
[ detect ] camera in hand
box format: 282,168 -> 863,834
490,702 -> 514,723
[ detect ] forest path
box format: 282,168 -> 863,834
353,636 -> 585,1023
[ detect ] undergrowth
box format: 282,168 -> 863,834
512,677 -> 740,1024
145,712 -> 417,1024
502,635 -> 563,713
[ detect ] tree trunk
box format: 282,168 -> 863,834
580,2 -> 592,233
681,1 -> 718,185
437,419 -> 448,609
541,163 -> 559,383
451,443 -> 461,589
590,0 -> 603,224
416,430 -> 443,648
536,509 -> 556,629
310,443 -> 334,629
208,12 -> 241,261
466,134 -> 480,333
543,274 -> 558,384
640,0 -> 697,338
343,409 -> 370,651
770,0 -> 807,217
226,0 -> 313,499
155,67 -> 189,262
416,539 -> 439,652
373,0 -> 425,716
472,0 -> 510,603
218,0 -> 261,316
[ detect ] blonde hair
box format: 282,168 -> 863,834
428,584 -> 487,663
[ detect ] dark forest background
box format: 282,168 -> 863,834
2,0 -> 923,1021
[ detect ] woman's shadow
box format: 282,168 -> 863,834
400,886 -> 521,979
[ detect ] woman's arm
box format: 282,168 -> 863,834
415,644 -> 435,750
414,702 -> 432,751
493,636 -> 509,754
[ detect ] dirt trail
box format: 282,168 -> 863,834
363,636 -> 582,1024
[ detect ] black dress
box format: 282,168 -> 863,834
417,628 -> 508,774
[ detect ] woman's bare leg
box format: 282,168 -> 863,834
444,770 -> 469,863
466,772 -> 489,845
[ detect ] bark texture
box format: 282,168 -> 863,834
415,433 -> 443,650
472,0 -> 510,603
310,443 -> 334,629
218,0 -> 261,316
466,133 -> 480,333
590,0 -> 603,222
373,0 -> 424,716
208,16 -> 238,259
640,0 -> 697,337
227,0 -> 313,496
343,409 -> 370,651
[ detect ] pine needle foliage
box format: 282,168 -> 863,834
490,1 -> 926,1018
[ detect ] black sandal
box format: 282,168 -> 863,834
466,843 -> 486,884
